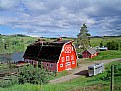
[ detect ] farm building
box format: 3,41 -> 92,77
82,48 -> 98,58
98,47 -> 108,51
23,38 -> 77,72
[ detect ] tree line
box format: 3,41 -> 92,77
76,23 -> 121,51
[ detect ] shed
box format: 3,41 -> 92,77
23,38 -> 77,72
82,48 -> 98,58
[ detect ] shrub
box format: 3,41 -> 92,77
107,41 -> 119,50
18,65 -> 50,85
0,76 -> 18,88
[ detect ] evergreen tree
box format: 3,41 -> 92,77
100,41 -> 103,47
77,23 -> 90,50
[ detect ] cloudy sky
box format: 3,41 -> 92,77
0,0 -> 121,37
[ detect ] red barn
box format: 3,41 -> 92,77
82,48 -> 98,58
23,38 -> 77,72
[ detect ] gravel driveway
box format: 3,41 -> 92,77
49,58 -> 121,84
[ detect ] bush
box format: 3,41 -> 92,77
107,41 -> 119,50
0,76 -> 18,88
18,65 -> 50,85
78,53 -> 83,58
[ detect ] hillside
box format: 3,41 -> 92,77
0,34 -> 38,54
90,36 -> 121,47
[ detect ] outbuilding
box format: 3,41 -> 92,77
23,38 -> 77,72
82,48 -> 98,58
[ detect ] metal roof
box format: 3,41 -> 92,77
23,40 -> 73,62
87,48 -> 97,54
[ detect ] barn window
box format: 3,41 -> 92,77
71,55 -> 74,60
68,62 -> 70,65
66,56 -> 70,61
72,61 -> 75,64
50,64 -> 53,67
89,68 -> 93,70
46,64 -> 49,66
61,57 -> 65,62
60,64 -> 63,67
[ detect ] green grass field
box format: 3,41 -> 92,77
1,60 -> 121,91
90,37 -> 121,47
88,50 -> 121,61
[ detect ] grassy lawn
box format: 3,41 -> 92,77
49,70 -> 70,80
90,37 -> 121,47
1,60 -> 121,91
88,50 -> 121,61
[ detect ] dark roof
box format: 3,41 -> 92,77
23,40 -> 72,62
86,48 -> 97,54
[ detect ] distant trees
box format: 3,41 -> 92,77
12,34 -> 29,37
77,23 -> 90,50
0,35 -> 36,54
107,41 -> 119,50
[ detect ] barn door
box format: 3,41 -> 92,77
65,62 -> 71,70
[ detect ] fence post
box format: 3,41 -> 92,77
110,65 -> 114,91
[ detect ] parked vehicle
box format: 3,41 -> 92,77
88,63 -> 104,76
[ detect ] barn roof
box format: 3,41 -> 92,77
86,48 -> 97,54
23,40 -> 72,62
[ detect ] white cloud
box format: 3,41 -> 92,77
0,0 -> 20,10
0,0 -> 121,37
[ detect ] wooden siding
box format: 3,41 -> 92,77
42,61 -> 57,72
57,43 -> 77,72
82,51 -> 91,58
24,59 -> 38,66
82,51 -> 97,58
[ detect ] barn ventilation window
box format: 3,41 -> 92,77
60,64 -> 63,67
50,64 -> 53,67
65,47 -> 71,53
46,64 -> 49,66
62,57 -> 65,62
72,61 -> 75,64
66,56 -> 70,61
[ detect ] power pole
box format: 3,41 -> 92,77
110,65 -> 114,91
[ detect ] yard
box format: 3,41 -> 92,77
0,60 -> 121,91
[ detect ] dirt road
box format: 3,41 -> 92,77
49,58 -> 121,84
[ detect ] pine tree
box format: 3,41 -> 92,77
77,23 -> 90,50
